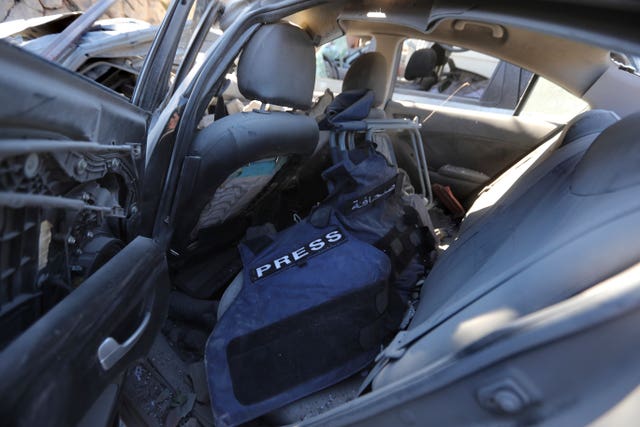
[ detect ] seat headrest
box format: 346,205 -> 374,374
342,52 -> 388,107
560,109 -> 620,147
237,23 -> 315,110
431,43 -> 448,67
404,48 -> 438,80
571,111 -> 640,195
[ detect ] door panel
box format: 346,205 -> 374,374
386,100 -> 559,201
0,41 -> 165,426
0,237 -> 170,427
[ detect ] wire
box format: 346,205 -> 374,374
420,82 -> 471,125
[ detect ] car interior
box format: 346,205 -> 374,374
143,6 -> 640,425
2,0 -> 640,426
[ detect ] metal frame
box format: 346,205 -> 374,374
329,118 -> 433,205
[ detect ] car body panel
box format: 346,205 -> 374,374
386,99 -> 558,200
0,236 -> 170,427
0,39 -> 168,426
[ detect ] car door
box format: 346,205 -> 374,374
388,39 -> 587,203
0,36 -> 169,427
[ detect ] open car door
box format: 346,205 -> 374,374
0,41 -> 170,426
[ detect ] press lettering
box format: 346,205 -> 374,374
255,264 -> 271,278
309,239 -> 325,251
292,247 -> 309,261
325,230 -> 343,242
274,255 -> 292,269
344,175 -> 399,213
251,228 -> 347,282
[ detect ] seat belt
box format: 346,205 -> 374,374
357,312 -> 437,395
214,94 -> 228,120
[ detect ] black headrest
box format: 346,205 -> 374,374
560,109 -> 619,147
404,48 -> 438,80
238,23 -> 315,110
431,43 -> 448,67
342,52 -> 388,107
571,111 -> 640,195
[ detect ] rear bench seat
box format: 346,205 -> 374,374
462,109 -> 620,233
373,110 -> 640,388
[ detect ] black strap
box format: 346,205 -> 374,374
375,207 -> 434,273
215,94 -> 228,120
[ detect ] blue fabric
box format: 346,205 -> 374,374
313,149 -> 403,244
207,219 -> 391,426
319,89 -> 374,130
206,149 -> 428,426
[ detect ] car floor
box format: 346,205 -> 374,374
121,332 -> 213,427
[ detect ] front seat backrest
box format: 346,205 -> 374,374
404,48 -> 438,90
172,23 -> 319,251
337,52 -> 398,165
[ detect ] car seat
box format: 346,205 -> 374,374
403,48 -> 439,90
462,109 -> 620,233
372,110 -> 640,389
171,23 -> 319,251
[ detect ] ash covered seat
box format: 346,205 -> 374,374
462,109 -> 620,233
172,23 -> 319,250
373,110 -> 640,389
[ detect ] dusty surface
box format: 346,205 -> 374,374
1,0 -> 168,25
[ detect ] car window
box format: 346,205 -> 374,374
314,35 -> 374,96
393,38 -> 532,113
518,77 -> 590,123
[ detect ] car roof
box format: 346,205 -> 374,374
264,0 -> 640,115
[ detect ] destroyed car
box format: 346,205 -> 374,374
2,0 -> 640,426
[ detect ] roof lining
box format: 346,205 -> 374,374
286,1 -> 613,98
337,18 -> 610,97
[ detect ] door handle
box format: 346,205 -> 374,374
97,311 -> 151,370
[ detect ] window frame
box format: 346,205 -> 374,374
391,38 -> 535,114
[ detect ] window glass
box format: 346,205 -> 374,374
394,39 -> 500,103
519,77 -> 589,123
392,38 -> 544,113
314,35 -> 374,95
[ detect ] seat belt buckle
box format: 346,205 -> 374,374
375,330 -> 408,363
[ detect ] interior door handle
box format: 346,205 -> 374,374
97,311 -> 151,370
